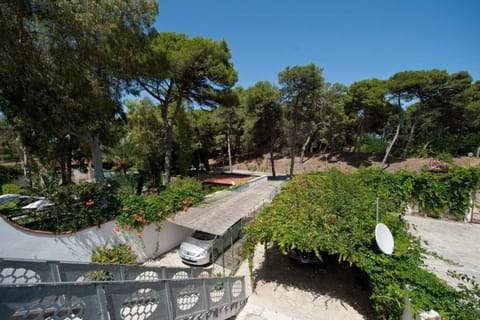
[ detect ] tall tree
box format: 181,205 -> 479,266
245,81 -> 282,176
319,83 -> 350,153
382,72 -> 416,167
0,0 -> 158,183
126,98 -> 165,190
465,81 -> 480,156
188,109 -> 218,172
279,64 -> 325,176
134,32 -> 238,184
344,79 -> 391,153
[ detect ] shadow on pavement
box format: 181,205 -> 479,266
254,245 -> 376,319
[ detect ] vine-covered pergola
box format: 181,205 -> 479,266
244,168 -> 480,319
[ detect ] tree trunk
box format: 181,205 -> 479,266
300,134 -> 311,164
381,122 -> 401,168
381,96 -> 403,168
353,118 -> 365,153
227,122 -> 232,173
476,141 -> 480,157
136,170 -> 145,196
402,117 -> 417,160
269,133 -> 276,177
60,158 -> 67,185
21,147 -> 32,188
66,142 -> 72,184
289,132 -> 295,177
89,134 -> 104,183
289,112 -> 298,177
164,123 -> 173,185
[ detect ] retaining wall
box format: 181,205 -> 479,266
0,216 -> 192,263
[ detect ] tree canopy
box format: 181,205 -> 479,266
134,32 -> 238,184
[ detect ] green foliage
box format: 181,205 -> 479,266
1,182 -> 121,232
116,177 -> 204,231
411,167 -> 477,219
357,166 -> 479,220
411,134 -> 480,157
359,135 -> 388,153
244,169 -> 480,319
0,165 -> 20,185
43,182 -> 121,232
1,183 -> 23,194
0,153 -> 20,161
91,244 -> 138,265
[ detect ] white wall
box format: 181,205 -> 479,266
0,217 -> 193,263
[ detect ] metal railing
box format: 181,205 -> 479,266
0,277 -> 247,320
231,175 -> 268,193
245,180 -> 287,219
0,258 -> 212,285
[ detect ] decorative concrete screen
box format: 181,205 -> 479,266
0,277 -> 247,320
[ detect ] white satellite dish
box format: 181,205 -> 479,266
375,223 -> 394,255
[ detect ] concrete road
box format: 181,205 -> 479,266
405,214 -> 480,287
235,245 -> 375,320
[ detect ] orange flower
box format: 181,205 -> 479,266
86,199 -> 94,206
122,207 -> 129,212
114,226 -> 121,233
136,232 -> 142,238
139,209 -> 144,215
183,206 -> 189,212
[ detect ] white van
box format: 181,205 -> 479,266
179,219 -> 243,265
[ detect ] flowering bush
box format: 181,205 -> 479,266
116,177 -> 203,231
45,182 -> 121,231
91,244 -> 138,265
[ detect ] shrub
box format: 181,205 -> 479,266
1,183 -> 23,194
43,182 -> 121,232
0,165 -> 20,185
359,135 -> 388,153
116,177 -> 204,231
91,244 -> 138,265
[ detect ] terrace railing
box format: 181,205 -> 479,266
0,258 -> 247,320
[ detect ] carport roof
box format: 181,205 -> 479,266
169,178 -> 285,235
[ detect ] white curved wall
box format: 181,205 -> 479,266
0,217 -> 192,263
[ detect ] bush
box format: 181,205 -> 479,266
0,153 -> 20,162
1,183 -> 23,194
91,244 -> 138,265
0,165 -> 20,185
359,135 -> 388,153
43,182 -> 121,232
116,177 -> 204,231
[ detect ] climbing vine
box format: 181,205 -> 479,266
244,168 -> 480,319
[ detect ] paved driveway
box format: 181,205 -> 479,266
171,177 -> 285,235
405,214 -> 480,287
235,245 -> 375,320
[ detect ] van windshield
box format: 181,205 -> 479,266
192,230 -> 216,241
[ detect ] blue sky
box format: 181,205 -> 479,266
154,0 -> 480,88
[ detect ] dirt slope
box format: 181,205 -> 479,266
224,153 -> 480,175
